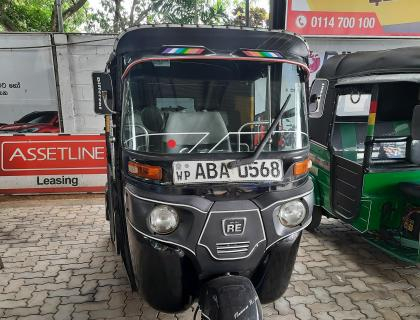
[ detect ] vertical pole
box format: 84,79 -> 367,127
56,0 -> 64,32
50,34 -> 65,132
270,0 -> 287,29
363,84 -> 379,169
195,0 -> 199,24
267,65 -> 272,151
245,0 -> 250,27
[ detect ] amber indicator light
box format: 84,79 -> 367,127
293,159 -> 312,176
128,161 -> 163,181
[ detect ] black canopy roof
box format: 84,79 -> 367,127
318,47 -> 420,80
108,25 -> 309,66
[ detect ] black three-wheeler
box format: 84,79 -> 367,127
93,25 -> 313,319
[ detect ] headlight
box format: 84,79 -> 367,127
147,205 -> 179,234
275,200 -> 306,227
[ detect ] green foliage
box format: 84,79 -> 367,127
0,0 -> 90,32
147,0 -> 230,25
0,0 -> 52,31
86,0 -> 232,33
231,1 -> 269,27
84,0 -> 122,33
0,0 -> 269,33
63,3 -> 91,32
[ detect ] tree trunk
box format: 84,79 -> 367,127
0,0 -> 17,31
0,14 -> 17,31
63,0 -> 88,20
50,0 -> 87,32
129,0 -> 139,26
245,0 -> 250,27
51,4 -> 58,32
135,0 -> 165,25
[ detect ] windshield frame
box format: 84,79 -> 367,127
122,56 -> 310,79
121,56 -> 310,159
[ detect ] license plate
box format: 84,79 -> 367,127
172,159 -> 283,185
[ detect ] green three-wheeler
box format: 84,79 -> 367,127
308,47 -> 420,263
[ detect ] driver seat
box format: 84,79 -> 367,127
399,105 -> 420,198
163,111 -> 231,153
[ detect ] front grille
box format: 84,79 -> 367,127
216,241 -> 250,255
198,202 -> 266,260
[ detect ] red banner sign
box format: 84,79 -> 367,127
0,134 -> 107,194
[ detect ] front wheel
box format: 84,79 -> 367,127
199,276 -> 263,320
306,206 -> 323,231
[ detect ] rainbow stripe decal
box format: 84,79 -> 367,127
162,47 -> 205,55
242,50 -> 283,58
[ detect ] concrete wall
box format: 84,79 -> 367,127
1,32 -> 420,134
54,34 -> 115,133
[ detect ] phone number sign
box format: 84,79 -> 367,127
286,0 -> 420,37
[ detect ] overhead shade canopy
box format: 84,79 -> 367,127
108,25 -> 309,67
318,46 -> 420,80
337,74 -> 420,85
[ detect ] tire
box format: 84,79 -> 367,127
105,183 -> 110,221
199,276 -> 263,320
109,206 -> 117,246
306,206 -> 323,231
117,202 -> 137,291
106,181 -> 119,253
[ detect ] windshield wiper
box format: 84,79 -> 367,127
227,93 -> 292,169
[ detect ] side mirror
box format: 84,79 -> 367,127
308,79 -> 329,118
92,72 -> 115,115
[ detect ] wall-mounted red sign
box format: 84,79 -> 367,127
0,134 -> 107,194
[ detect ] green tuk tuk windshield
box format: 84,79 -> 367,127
122,59 -> 308,154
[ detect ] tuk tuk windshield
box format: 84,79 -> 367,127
122,59 -> 308,154
332,82 -> 419,163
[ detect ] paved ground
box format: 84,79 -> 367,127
0,196 -> 419,320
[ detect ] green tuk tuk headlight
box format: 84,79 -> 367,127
275,200 -> 306,227
147,205 -> 179,235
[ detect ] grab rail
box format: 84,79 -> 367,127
237,121 -> 269,152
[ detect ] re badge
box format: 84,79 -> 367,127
222,218 -> 246,236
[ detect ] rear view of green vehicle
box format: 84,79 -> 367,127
307,47 -> 420,263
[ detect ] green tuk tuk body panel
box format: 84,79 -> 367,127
310,145 -> 420,263
309,143 -> 332,213
309,149 -> 417,232
364,236 -> 420,263
360,170 -> 420,230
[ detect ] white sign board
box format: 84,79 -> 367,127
0,34 -> 58,127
